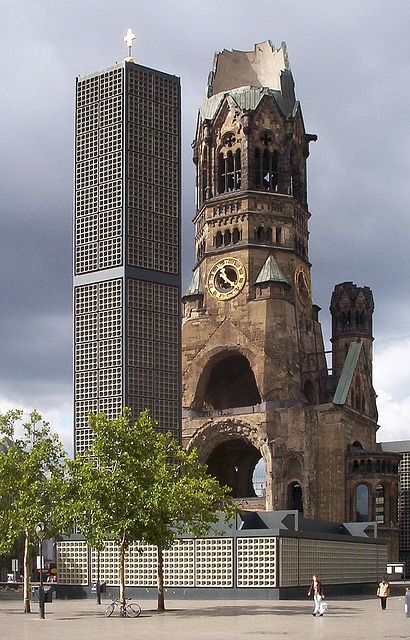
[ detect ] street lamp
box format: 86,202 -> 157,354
35,522 -> 46,619
96,548 -> 101,604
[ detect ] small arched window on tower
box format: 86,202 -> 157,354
215,231 -> 223,248
255,134 -> 278,191
226,151 -> 235,191
196,239 -> 205,260
288,482 -> 304,513
232,227 -> 241,244
356,309 -> 365,327
217,153 -> 225,194
217,134 -> 241,194
256,226 -> 266,242
234,148 -> 241,188
351,440 -> 364,450
201,147 -> 208,204
284,457 -> 304,514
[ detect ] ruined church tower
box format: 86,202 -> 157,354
181,41 -> 399,557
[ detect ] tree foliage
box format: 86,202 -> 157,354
67,409 -> 237,610
0,410 -> 67,612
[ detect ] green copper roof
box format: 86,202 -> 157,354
200,84 -> 298,122
333,340 -> 363,406
183,268 -> 204,297
312,297 -> 321,310
255,255 -> 289,285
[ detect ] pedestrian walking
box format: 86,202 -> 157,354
308,574 -> 325,616
377,576 -> 390,610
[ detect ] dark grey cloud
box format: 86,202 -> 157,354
0,0 -> 409,451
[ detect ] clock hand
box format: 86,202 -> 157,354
219,267 -> 235,287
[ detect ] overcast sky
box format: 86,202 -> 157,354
1,0 -> 409,455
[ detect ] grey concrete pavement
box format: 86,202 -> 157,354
0,594 -> 409,639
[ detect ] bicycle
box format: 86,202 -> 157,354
104,597 -> 141,617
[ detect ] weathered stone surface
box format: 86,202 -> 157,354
182,42 -> 399,559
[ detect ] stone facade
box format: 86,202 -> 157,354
182,41 -> 400,558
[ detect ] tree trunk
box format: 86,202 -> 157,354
157,546 -> 165,611
119,539 -> 126,615
23,532 -> 31,613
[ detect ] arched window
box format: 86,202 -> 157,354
356,310 -> 365,326
215,231 -> 223,248
255,146 -> 278,191
342,311 -> 351,328
352,441 -> 364,449
232,227 -> 240,244
356,484 -> 369,521
204,354 -> 261,411
288,482 -> 303,513
217,153 -> 225,194
256,226 -> 266,242
226,151 -> 234,191
235,149 -> 241,188
375,484 -> 385,523
217,143 -> 241,194
223,229 -> 231,246
201,147 -> 208,203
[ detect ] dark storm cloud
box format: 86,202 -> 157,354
0,0 -> 409,449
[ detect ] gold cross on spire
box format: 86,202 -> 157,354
124,28 -> 136,61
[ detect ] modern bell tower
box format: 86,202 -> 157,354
73,32 -> 181,454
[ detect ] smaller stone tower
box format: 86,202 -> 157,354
330,282 -> 374,380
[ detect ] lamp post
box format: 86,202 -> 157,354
35,522 -> 46,619
96,549 -> 101,605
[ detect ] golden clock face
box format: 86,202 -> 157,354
208,257 -> 246,300
294,265 -> 312,305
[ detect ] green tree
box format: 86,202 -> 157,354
66,409 -> 160,610
142,436 -> 238,610
0,410 -> 67,612
67,409 -> 237,611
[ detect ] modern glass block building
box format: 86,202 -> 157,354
73,59 -> 181,455
379,441 -> 410,575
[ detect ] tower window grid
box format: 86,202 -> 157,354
74,62 -> 181,455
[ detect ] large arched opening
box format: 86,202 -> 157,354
206,438 -> 262,498
204,354 -> 261,411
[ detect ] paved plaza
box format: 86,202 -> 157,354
0,594 -> 409,639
